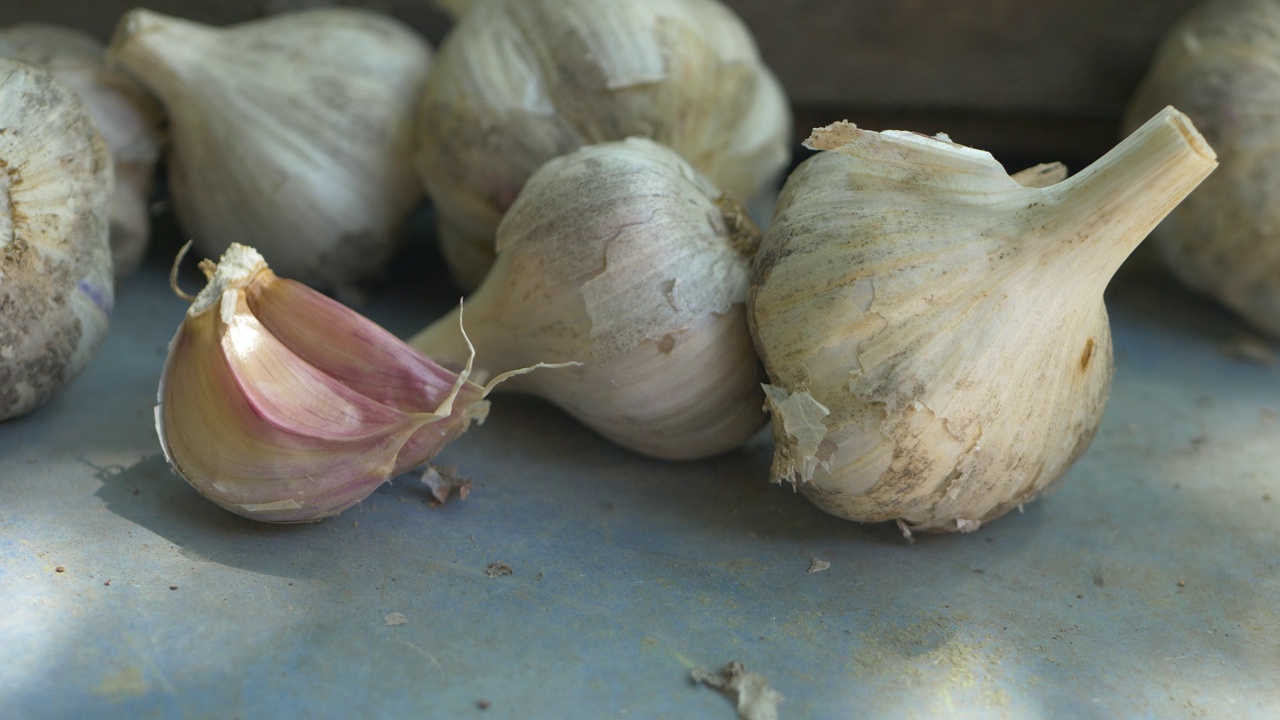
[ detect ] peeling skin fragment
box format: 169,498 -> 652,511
762,384 -> 831,485
691,661 -> 783,720
421,465 -> 471,504
484,562 -> 513,578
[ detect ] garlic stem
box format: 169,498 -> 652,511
108,10 -> 213,101
433,0 -> 476,21
1034,106 -> 1217,290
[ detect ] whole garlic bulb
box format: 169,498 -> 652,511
158,244 -> 499,523
749,108 -> 1216,533
416,0 -> 792,289
410,138 -> 765,460
0,23 -> 165,280
1125,0 -> 1280,336
109,8 -> 431,291
0,58 -> 114,421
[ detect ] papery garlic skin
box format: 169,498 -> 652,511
749,109 -> 1217,532
416,0 -> 791,289
110,8 -> 431,290
0,59 -> 113,422
411,138 -> 765,460
1125,0 -> 1280,336
157,244 -> 488,523
0,23 -> 165,280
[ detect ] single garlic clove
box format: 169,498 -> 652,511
410,138 -> 766,460
0,23 -> 165,280
109,8 -> 431,291
416,0 -> 792,289
1124,0 -> 1280,336
749,108 -> 1217,532
0,58 -> 114,422
156,244 -> 489,523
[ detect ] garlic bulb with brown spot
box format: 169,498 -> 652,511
748,108 -> 1216,532
1125,0 -> 1280,336
410,138 -> 765,460
0,58 -> 114,421
416,0 -> 791,289
109,7 -> 431,291
0,23 -> 165,280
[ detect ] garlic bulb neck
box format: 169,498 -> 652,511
749,108 -> 1216,532
110,8 -> 431,290
411,138 -> 766,460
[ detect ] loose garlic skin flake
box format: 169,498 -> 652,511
110,8 -> 431,290
749,109 -> 1217,532
157,244 -> 491,523
0,59 -> 114,422
0,23 -> 165,279
1125,0 -> 1280,336
411,139 -> 765,461
417,0 -> 792,289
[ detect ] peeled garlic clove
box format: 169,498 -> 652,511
749,108 -> 1217,532
109,8 -> 431,290
0,23 -> 165,280
157,244 -> 489,523
0,58 -> 114,422
416,0 -> 792,289
1124,0 -> 1280,336
410,138 -> 765,460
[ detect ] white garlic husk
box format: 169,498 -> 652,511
109,8 -> 431,291
0,58 -> 114,421
417,0 -> 792,289
1125,0 -> 1280,336
410,138 -> 765,460
157,244 -> 506,523
0,23 -> 165,280
748,108 -> 1217,533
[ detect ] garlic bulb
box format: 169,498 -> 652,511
110,8 -> 431,290
0,59 -> 114,422
410,138 -> 765,460
0,23 -> 164,280
748,108 -> 1217,532
416,0 -> 792,289
157,244 -> 496,523
1125,0 -> 1280,336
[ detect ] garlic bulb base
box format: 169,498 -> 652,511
0,59 -> 113,422
0,22 -> 165,281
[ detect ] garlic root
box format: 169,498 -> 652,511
748,108 -> 1217,532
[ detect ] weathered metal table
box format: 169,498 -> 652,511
2,247 -> 1277,718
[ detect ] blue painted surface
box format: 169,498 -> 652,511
1,255 -> 1277,719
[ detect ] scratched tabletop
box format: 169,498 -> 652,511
2,237 -> 1277,719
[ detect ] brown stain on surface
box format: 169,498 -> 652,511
1080,337 -> 1095,372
